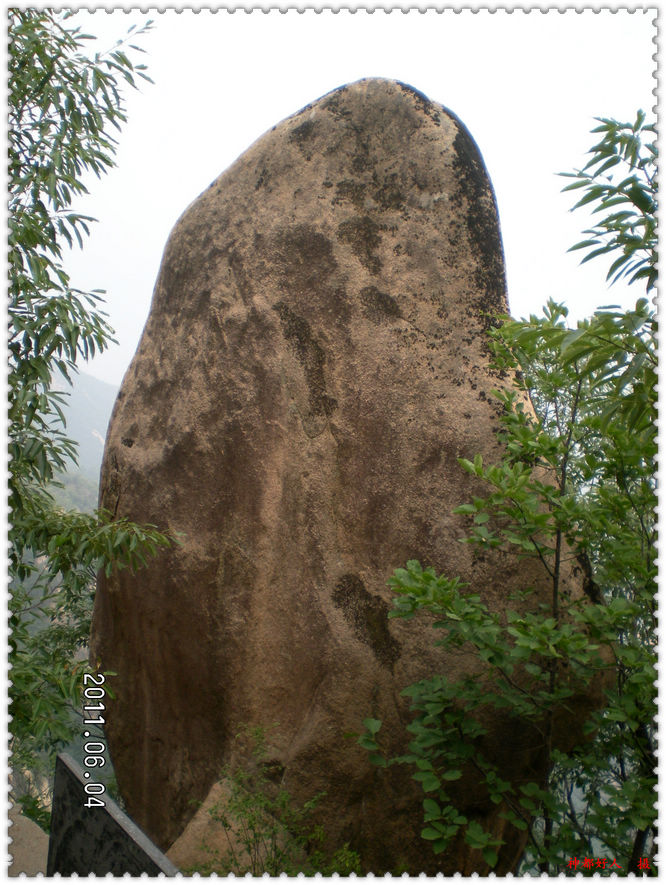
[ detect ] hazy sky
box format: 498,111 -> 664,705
61,5 -> 657,386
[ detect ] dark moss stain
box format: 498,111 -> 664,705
451,127 -> 507,328
360,286 -> 402,323
322,87 -> 351,120
352,153 -> 373,174
334,179 -> 367,210
273,226 -> 337,295
255,167 -> 270,190
289,119 -> 316,160
332,574 -> 400,669
372,173 -> 405,211
348,135 -> 374,174
396,81 -> 441,126
334,171 -> 404,214
273,301 -> 337,420
291,119 -> 316,141
337,215 -> 382,274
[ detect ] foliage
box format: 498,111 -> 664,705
560,111 -> 656,291
185,726 -> 361,876
8,8 -> 172,825
504,300 -> 657,875
360,115 -> 656,876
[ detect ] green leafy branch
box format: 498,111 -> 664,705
8,10 -> 173,827
560,112 -> 656,291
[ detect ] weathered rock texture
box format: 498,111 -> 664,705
91,79 -> 584,874
9,805 -> 49,876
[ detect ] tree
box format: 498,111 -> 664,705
560,112 -> 657,292
360,112 -> 656,875
9,9 -> 172,825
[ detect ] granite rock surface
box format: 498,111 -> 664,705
91,78 -> 590,874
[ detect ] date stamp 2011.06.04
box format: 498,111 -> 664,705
80,673 -> 109,809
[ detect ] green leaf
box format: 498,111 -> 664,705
421,827 -> 443,841
419,773 -> 441,792
363,718 -> 382,736
482,846 -> 498,867
368,753 -> 387,768
423,798 -> 440,817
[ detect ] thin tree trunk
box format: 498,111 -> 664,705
628,827 -> 650,875
538,816 -> 553,874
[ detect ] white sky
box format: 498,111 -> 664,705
61,6 -> 657,386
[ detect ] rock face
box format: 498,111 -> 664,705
91,79 -> 577,874
9,806 -> 49,876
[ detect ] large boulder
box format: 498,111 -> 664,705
91,78 -> 580,874
9,805 -> 49,876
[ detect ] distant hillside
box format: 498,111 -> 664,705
51,372 -> 119,512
